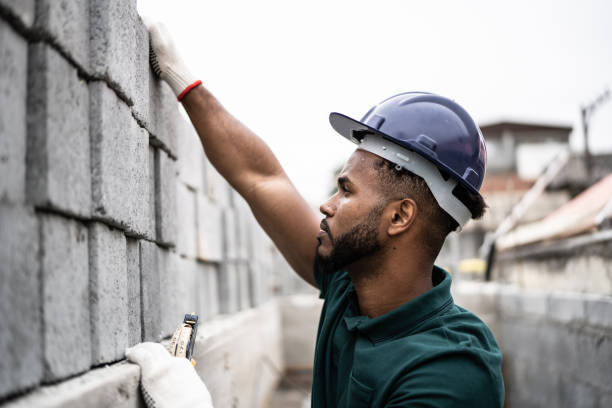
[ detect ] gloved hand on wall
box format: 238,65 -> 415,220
145,19 -> 202,101
126,342 -> 214,408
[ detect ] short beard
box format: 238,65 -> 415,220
316,204 -> 383,275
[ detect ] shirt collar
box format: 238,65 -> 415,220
342,266 -> 454,344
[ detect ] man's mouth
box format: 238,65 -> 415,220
320,219 -> 330,234
318,219 -> 330,239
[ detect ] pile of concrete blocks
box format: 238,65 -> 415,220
0,0 -> 287,404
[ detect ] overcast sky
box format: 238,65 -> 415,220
138,0 -> 612,206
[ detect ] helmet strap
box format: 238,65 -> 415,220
358,135 -> 472,230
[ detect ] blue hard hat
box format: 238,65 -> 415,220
329,92 -> 487,197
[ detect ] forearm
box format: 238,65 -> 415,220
181,85 -> 286,198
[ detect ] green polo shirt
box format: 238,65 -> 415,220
311,264 -> 504,407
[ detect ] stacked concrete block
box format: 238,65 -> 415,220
158,248 -> 180,338
205,159 -> 232,207
89,0 -> 140,105
130,18 -> 149,128
196,193 -> 224,262
175,182 -> 197,258
88,222 -> 128,365
90,81 -> 152,238
223,207 -> 239,261
26,43 -> 90,218
0,206 -> 41,398
155,148 -> 177,247
126,239 -> 142,346
176,117 -> 206,192
147,146 -> 156,238
237,262 -> 252,310
233,193 -> 253,260
0,0 -> 35,29
174,257 -> 201,318
0,21 -> 27,204
148,73 -> 178,156
218,263 -> 240,314
34,0 -> 89,70
197,263 -> 220,320
140,240 -> 161,342
40,214 -> 90,381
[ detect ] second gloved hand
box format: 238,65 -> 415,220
126,342 -> 214,408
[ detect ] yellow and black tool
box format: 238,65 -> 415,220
168,313 -> 199,367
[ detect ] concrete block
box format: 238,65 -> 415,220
26,43 -> 90,218
0,0 -> 35,28
147,146 -> 156,238
126,238 -> 141,346
175,182 -> 197,258
0,205 -> 41,398
139,240 -> 160,342
234,193 -> 253,260
205,159 -> 232,206
0,21 -> 27,204
88,222 -> 128,365
584,296 -> 612,328
218,262 -> 240,314
34,0 -> 89,70
155,148 -> 177,247
224,208 -> 239,261
237,262 -> 252,310
547,291 -> 585,324
196,194 -> 224,262
148,72 -> 178,156
40,214 -> 90,381
158,248 -> 180,338
199,263 -> 220,320
3,362 -> 142,408
249,261 -> 265,307
174,257 -> 200,318
89,0 -> 140,105
176,117 -> 206,191
130,17 -> 149,128
90,81 -> 152,238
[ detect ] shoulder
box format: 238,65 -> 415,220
384,351 -> 504,407
382,305 -> 504,407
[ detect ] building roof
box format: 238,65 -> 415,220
496,173 -> 612,250
479,120 -> 573,134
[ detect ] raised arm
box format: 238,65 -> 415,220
148,22 -> 320,286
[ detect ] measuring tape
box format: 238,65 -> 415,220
168,313 -> 199,367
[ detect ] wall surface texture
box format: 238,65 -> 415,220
0,0 -> 289,404
454,281 -> 612,408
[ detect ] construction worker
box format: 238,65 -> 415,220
126,22 -> 504,408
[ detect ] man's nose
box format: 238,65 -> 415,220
319,198 -> 335,217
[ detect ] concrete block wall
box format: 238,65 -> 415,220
0,1 -> 289,404
453,281 -> 612,408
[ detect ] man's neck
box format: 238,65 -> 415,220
346,253 -> 434,318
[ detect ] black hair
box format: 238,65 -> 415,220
373,158 -> 487,254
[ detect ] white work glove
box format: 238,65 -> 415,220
146,20 -> 201,100
126,342 -> 214,408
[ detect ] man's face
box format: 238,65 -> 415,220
316,150 -> 385,274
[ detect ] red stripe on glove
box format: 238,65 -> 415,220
177,80 -> 203,101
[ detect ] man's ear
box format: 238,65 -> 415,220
387,198 -> 417,236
